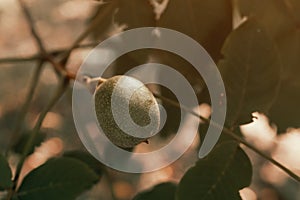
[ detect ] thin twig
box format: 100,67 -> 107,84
44,54 -> 76,80
82,76 -> 300,182
152,92 -> 300,182
59,1 -> 117,65
17,0 -> 83,80
9,77 -> 69,199
83,76 -> 107,85
0,55 -> 42,64
0,42 -> 101,64
5,60 -> 44,156
18,0 -> 46,55
9,0 -> 300,189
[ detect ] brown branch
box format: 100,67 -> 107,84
10,77 -> 69,199
7,2 -> 74,199
59,1 -> 117,65
18,0 -> 47,55
82,76 -> 300,182
5,60 -> 45,155
8,1 -> 299,198
0,55 -> 42,64
44,54 -> 76,80
0,42 -> 101,64
6,1 -> 117,199
152,92 -> 300,182
17,0 -> 81,80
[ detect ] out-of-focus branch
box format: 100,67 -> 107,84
18,0 -> 47,55
9,77 -> 69,199
152,92 -> 300,183
5,60 -> 45,156
59,1 -> 117,65
6,2 -> 117,199
0,55 -> 43,64
44,54 -> 76,80
7,2 -> 74,199
84,76 -> 300,183
17,0 -> 79,80
6,2 -> 117,198
13,0 -> 300,183
0,42 -> 101,64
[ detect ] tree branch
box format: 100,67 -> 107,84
5,60 -> 44,156
83,76 -> 300,182
18,0 -> 47,55
153,92 -> 300,182
59,1 -> 117,65
0,42 -> 101,64
9,77 -> 69,199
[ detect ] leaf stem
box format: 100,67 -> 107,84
9,77 -> 69,199
5,60 -> 44,156
80,75 -> 300,182
7,0 -> 300,189
152,92 -> 300,182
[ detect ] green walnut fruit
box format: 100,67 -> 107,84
94,75 -> 160,148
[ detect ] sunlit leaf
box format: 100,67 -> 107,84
0,154 -> 13,191
219,19 -> 281,127
15,158 -> 99,200
238,1 -> 300,131
177,142 -> 252,200
269,27 -> 300,132
133,182 -> 177,200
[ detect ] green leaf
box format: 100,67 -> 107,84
238,1 -> 300,131
237,1 -> 300,130
14,157 -> 99,200
158,0 -> 232,61
238,0 -> 295,38
63,150 -> 103,176
268,27 -> 300,132
154,0 -> 232,135
114,0 -> 156,64
177,142 -> 252,200
133,182 -> 177,200
219,19 -> 281,127
114,0 -> 156,29
238,0 -> 300,34
0,154 -> 13,191
269,82 -> 300,132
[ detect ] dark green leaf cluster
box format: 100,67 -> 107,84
133,142 -> 252,200
0,151 -> 102,200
